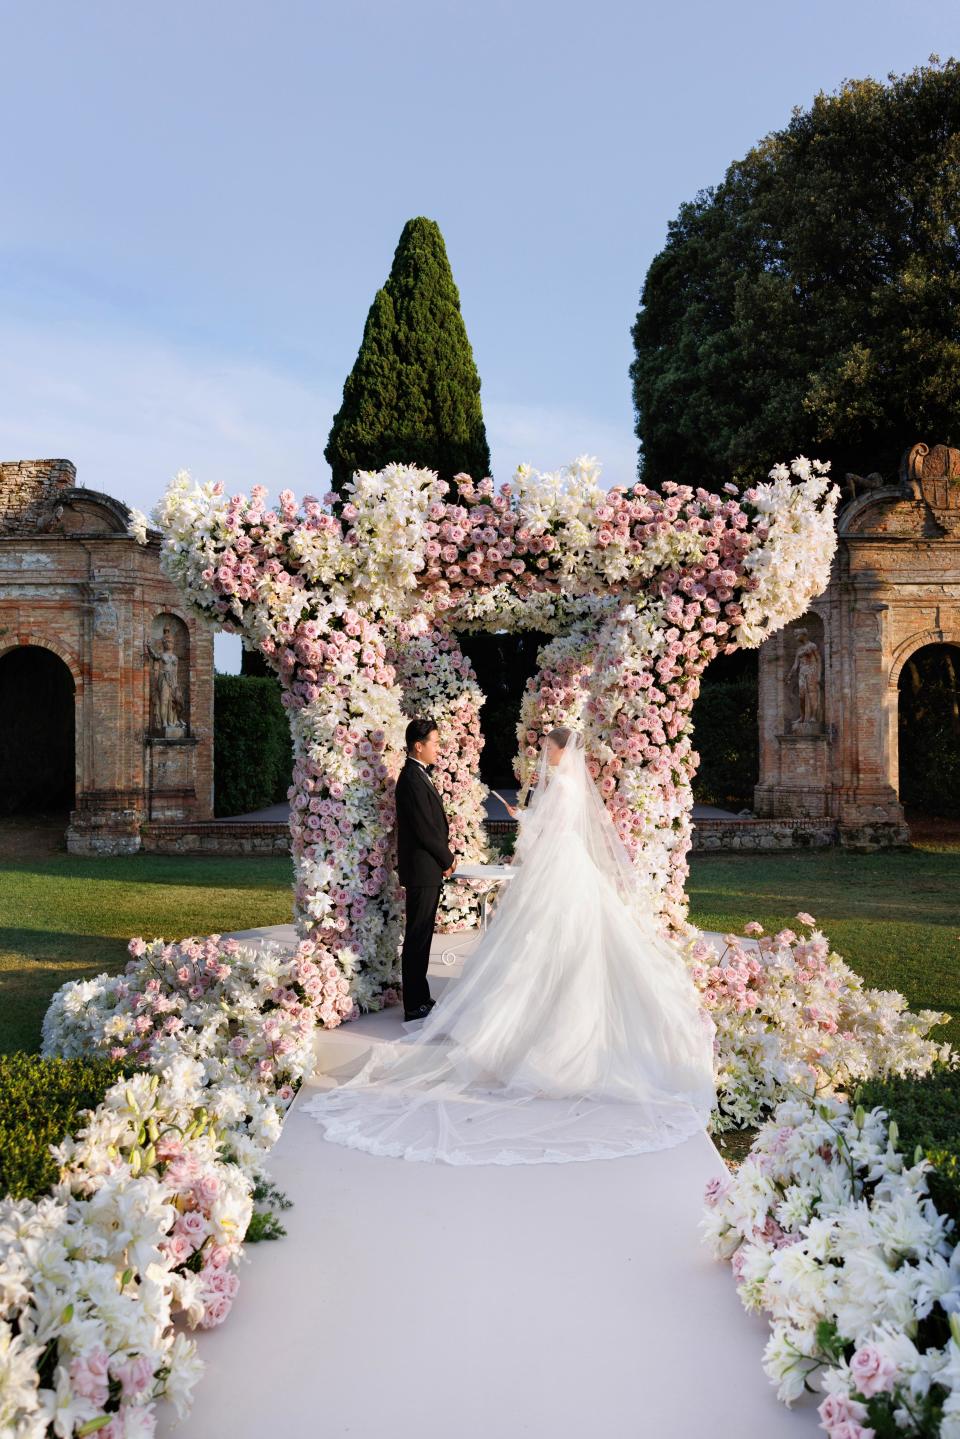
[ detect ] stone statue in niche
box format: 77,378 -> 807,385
786,628 -> 824,733
147,626 -> 185,737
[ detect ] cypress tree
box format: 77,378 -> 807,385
325,217 -> 492,495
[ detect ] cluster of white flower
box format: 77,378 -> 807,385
0,933 -> 338,1434
688,921 -> 953,1134
338,464 -> 444,618
41,935 -> 331,1162
738,458 -> 838,648
703,1084 -> 960,1437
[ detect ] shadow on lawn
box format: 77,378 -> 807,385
0,854 -> 293,890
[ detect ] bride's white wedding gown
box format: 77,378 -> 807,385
303,735 -> 717,1165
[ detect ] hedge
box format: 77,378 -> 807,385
855,1065 -> 960,1225
691,676 -> 759,811
214,674 -> 293,818
0,1053 -> 126,1201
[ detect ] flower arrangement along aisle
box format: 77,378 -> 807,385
137,454 -> 839,1019
689,917 -> 952,1134
703,1088 -> 960,1437
0,932 -> 329,1437
701,919 -> 958,1439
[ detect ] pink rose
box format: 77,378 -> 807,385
111,1352 -> 156,1398
203,1243 -> 233,1271
818,1394 -> 869,1429
162,1234 -> 193,1267
175,1210 -> 210,1244
204,1268 -> 241,1298
69,1347 -> 110,1405
704,1176 -> 728,1208
194,1173 -> 221,1207
849,1343 -> 897,1398
199,1293 -> 233,1328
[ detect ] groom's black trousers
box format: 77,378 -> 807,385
401,884 -> 442,1012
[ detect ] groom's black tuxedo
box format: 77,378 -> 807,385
395,757 -> 455,1012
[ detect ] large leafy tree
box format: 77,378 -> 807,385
631,57 -> 960,490
325,216 -> 491,495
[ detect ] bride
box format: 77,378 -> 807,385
303,727 -> 717,1165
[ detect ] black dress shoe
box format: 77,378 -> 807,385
403,1000 -> 435,1021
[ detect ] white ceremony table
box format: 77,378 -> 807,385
441,861 -> 517,961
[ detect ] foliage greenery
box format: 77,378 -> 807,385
691,676 -> 759,810
856,1065 -> 960,1226
631,57 -> 960,490
214,674 -> 292,817
0,1053 -> 125,1200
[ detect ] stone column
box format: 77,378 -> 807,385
833,589 -> 909,848
66,566 -> 144,855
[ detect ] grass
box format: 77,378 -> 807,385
3,833 -> 958,1068
0,852 -> 294,1053
687,846 -> 960,1049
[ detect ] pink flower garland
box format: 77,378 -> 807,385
389,621 -> 491,930
152,460 -> 836,1019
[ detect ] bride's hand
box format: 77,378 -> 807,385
504,803 -> 518,819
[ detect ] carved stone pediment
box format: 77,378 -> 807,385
52,488 -> 133,536
837,486 -> 928,539
901,443 -> 960,535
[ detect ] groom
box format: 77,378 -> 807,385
395,717 -> 456,1021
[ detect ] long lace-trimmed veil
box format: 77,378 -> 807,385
302,727 -> 717,1165
515,729 -> 668,934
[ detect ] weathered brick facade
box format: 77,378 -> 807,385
0,458 -> 214,853
755,442 -> 960,847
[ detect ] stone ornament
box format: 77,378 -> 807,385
147,625 -> 185,737
902,442 -> 960,533
787,627 -> 823,733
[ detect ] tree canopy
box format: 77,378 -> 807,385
631,57 -> 960,490
325,217 -> 491,495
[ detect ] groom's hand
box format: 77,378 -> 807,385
443,863 -> 455,878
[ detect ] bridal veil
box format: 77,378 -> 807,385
303,730 -> 717,1165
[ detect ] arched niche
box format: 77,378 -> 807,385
148,613 -> 190,736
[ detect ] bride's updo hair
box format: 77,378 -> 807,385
545,726 -> 583,750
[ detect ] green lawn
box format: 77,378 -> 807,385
3,844 -> 958,1064
0,854 -> 294,1053
687,846 -> 960,1049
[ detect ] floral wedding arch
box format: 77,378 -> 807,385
142,455 -> 838,1023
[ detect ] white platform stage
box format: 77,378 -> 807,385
159,927 -> 818,1439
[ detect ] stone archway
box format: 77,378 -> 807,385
0,644 -> 75,814
897,640 -> 960,818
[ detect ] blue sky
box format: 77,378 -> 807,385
1,0 -> 956,668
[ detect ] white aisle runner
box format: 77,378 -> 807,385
159,930 -> 818,1439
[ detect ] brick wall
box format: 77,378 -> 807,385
0,460 -> 76,534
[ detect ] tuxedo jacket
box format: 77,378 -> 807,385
395,757 -> 454,889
